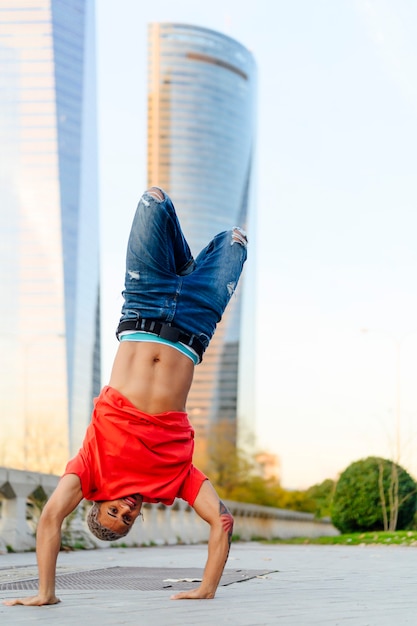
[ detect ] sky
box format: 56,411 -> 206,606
96,0 -> 417,489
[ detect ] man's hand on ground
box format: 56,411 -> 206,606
171,586 -> 215,600
3,594 -> 61,607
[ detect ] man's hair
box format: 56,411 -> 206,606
86,502 -> 130,542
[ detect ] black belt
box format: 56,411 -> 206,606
116,318 -> 204,361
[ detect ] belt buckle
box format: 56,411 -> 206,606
159,323 -> 181,343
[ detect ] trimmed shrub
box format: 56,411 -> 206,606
331,456 -> 417,533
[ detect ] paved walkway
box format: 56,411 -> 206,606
1,542 -> 417,625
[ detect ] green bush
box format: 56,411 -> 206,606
331,456 -> 417,533
303,479 -> 336,518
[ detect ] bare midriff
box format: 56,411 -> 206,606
108,341 -> 195,414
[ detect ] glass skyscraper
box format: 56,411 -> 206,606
0,0 -> 100,473
147,23 -> 256,455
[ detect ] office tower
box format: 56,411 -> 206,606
148,23 -> 256,456
0,0 -> 99,472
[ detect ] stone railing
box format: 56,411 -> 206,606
0,467 -> 338,552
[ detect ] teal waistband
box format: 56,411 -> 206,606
119,330 -> 199,365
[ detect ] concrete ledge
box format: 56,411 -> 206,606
0,467 -> 338,551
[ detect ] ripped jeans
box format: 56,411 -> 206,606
118,187 -> 248,355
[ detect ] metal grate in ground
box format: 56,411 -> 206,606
0,567 -> 276,592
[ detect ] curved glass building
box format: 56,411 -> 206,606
147,23 -> 256,454
0,0 -> 100,473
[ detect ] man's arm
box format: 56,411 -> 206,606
3,473 -> 83,607
171,480 -> 233,600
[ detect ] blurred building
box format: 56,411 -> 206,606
255,452 -> 281,482
147,23 -> 256,454
0,0 -> 99,473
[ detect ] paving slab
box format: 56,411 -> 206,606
1,542 -> 417,625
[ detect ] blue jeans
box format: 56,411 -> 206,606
118,188 -> 248,355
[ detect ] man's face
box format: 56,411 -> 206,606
97,494 -> 143,534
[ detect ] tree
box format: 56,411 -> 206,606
200,421 -> 335,514
303,479 -> 336,518
331,456 -> 417,533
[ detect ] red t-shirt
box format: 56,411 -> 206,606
64,386 -> 207,506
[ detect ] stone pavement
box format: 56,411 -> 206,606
1,542 -> 417,625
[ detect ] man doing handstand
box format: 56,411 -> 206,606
4,187 -> 247,606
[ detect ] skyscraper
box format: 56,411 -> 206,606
147,23 -> 256,455
0,0 -> 100,473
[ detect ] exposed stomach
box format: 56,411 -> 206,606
108,340 -> 195,414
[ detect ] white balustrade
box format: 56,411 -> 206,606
0,467 -> 338,553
